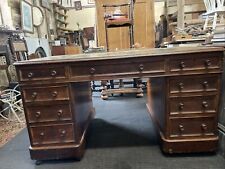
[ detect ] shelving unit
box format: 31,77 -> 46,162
52,3 -> 73,38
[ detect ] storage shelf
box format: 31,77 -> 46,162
56,19 -> 68,25
57,26 -> 73,32
54,10 -> 68,17
52,3 -> 68,10
53,3 -> 72,38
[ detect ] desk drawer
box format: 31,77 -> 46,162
169,95 -> 217,115
70,59 -> 165,77
23,85 -> 69,102
169,56 -> 221,73
26,103 -> 72,123
30,124 -> 75,146
169,116 -> 216,138
169,75 -> 219,94
18,66 -> 66,81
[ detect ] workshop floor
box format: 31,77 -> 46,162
0,93 -> 224,169
0,113 -> 25,147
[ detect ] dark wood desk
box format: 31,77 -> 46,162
14,47 -> 224,161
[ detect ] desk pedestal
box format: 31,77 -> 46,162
147,75 -> 220,153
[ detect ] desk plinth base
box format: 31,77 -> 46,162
30,141 -> 85,161
146,103 -> 218,154
160,132 -> 218,154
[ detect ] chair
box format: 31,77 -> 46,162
8,35 -> 29,62
0,84 -> 24,122
8,35 -> 36,82
100,1 -> 143,99
203,0 -> 225,30
103,0 -> 134,51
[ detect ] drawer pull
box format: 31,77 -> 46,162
178,83 -> 184,90
205,59 -> 211,67
179,103 -> 184,110
60,130 -> 66,137
201,124 -> 208,131
40,132 -> 45,136
52,91 -> 58,98
202,101 -> 209,108
179,125 -> 184,132
35,111 -> 41,118
179,61 -> 186,69
139,64 -> 144,71
51,70 -> 57,77
27,72 -> 34,78
57,110 -> 63,117
90,67 -> 96,74
31,92 -> 37,99
203,81 -> 209,89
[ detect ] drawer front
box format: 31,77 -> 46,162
26,103 -> 72,123
169,75 -> 219,94
169,116 -> 216,138
71,59 -> 165,78
169,95 -> 217,115
169,56 -> 221,72
30,124 -> 75,145
18,66 -> 66,81
23,85 -> 69,102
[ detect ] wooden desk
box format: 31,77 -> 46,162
14,47 -> 224,161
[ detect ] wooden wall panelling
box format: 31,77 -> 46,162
133,0 -> 155,48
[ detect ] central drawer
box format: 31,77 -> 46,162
70,59 -> 165,78
169,116 -> 216,138
23,85 -> 69,102
169,95 -> 217,115
26,102 -> 72,123
30,123 -> 75,146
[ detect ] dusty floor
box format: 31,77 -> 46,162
0,113 -> 25,147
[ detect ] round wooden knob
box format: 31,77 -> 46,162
31,92 -> 37,99
57,110 -> 63,117
178,83 -> 184,90
35,111 -> 41,118
179,61 -> 186,69
179,125 -> 184,132
203,81 -> 209,89
205,59 -> 211,67
90,67 -> 96,74
51,70 -> 57,77
40,132 -> 45,136
27,72 -> 33,78
179,103 -> 184,110
139,64 -> 144,71
202,101 -> 208,108
60,130 -> 66,137
201,124 -> 207,131
52,91 -> 58,98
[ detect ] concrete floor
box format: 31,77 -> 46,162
0,93 -> 224,169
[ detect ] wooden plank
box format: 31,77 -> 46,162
167,3 -> 206,14
167,0 -> 204,7
177,0 -> 185,29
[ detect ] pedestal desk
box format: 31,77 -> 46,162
14,47 -> 224,160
